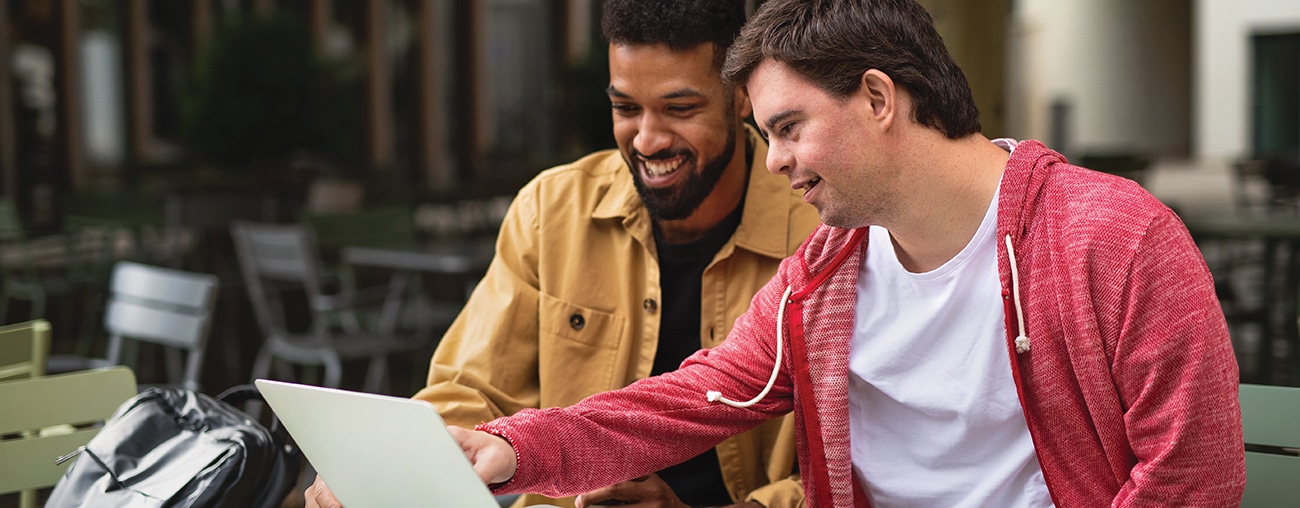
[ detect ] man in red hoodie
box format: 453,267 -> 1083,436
455,0 -> 1246,506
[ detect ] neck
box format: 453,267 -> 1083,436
655,136 -> 751,244
885,132 -> 1008,273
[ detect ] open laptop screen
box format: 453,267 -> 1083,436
255,379 -> 503,507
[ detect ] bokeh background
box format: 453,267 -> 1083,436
1,0 -> 1299,396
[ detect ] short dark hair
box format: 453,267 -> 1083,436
723,0 -> 981,138
600,0 -> 747,70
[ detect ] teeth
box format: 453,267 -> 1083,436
644,159 -> 682,177
806,177 -> 821,189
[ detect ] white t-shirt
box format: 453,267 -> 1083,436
847,176 -> 1054,507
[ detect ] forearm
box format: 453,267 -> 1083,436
480,365 -> 790,498
481,267 -> 800,498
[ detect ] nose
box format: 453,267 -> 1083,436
766,139 -> 792,175
633,113 -> 673,157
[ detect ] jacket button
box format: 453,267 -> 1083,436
569,314 -> 585,330
643,298 -> 657,313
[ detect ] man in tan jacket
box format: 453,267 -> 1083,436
306,1 -> 816,506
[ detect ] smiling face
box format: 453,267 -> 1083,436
749,59 -> 903,230
608,43 -> 750,222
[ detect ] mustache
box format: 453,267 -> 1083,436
631,147 -> 691,161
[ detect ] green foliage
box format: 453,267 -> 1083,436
182,12 -> 362,172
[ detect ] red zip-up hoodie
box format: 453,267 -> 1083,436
482,140 -> 1245,507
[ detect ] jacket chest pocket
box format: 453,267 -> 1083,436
538,293 -> 628,405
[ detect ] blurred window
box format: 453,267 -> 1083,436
1252,32 -> 1300,161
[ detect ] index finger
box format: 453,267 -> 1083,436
575,480 -> 645,507
447,425 -> 517,485
305,474 -> 343,508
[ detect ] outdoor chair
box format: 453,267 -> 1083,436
0,200 -> 121,341
0,319 -> 49,383
1239,383 -> 1300,506
45,261 -> 218,392
0,320 -> 53,507
0,366 -> 137,508
231,221 -> 434,393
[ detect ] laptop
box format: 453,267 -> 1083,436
256,379 -> 548,507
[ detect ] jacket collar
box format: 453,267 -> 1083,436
996,139 -> 1067,245
591,125 -> 793,260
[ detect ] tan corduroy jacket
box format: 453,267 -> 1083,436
413,127 -> 818,508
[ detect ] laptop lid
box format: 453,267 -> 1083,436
254,379 -> 500,507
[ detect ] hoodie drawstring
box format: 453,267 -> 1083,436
706,233 -> 1027,407
707,285 -> 791,407
1004,235 -> 1031,354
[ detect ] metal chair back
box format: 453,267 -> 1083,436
230,221 -> 328,336
1239,383 -> 1300,506
0,319 -> 49,382
231,220 -> 421,393
0,367 -> 137,503
101,261 -> 219,392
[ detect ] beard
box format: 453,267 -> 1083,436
626,116 -> 739,222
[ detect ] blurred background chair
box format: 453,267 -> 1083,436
0,198 -> 67,325
0,199 -> 115,349
1239,383 -> 1300,505
231,221 -> 434,393
45,261 -> 218,392
1233,158 -> 1300,216
0,319 -> 49,382
0,366 -> 137,508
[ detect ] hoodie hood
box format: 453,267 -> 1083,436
996,140 -> 1070,246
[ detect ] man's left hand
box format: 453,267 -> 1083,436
575,474 -> 686,508
574,473 -> 765,508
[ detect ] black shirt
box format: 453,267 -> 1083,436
649,198 -> 745,507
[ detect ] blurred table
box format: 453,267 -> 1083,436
1183,215 -> 1300,239
340,238 -> 495,333
1185,214 -> 1300,383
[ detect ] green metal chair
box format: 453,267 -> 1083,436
1239,383 -> 1300,506
0,366 -> 137,508
0,319 -> 52,507
0,319 -> 50,382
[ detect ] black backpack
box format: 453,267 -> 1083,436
46,385 -> 301,508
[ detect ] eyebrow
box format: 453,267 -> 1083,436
606,86 -> 706,100
763,110 -> 799,135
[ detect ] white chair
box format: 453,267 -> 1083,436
231,221 -> 431,393
46,261 -> 218,392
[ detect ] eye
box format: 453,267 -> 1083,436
666,104 -> 697,114
611,103 -> 640,115
777,121 -> 798,139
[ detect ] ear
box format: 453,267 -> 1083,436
860,69 -> 896,128
733,85 -> 753,120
